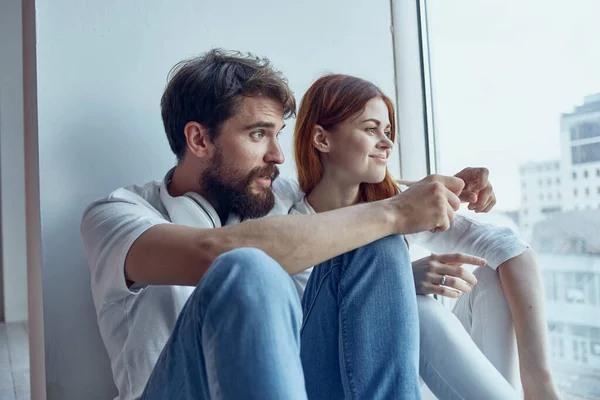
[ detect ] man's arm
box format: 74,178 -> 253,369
126,202 -> 395,286
123,174 -> 465,286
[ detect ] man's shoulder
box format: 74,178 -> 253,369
81,179 -> 166,223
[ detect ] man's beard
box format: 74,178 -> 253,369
201,148 -> 280,219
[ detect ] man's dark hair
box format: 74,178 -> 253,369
161,48 -> 296,160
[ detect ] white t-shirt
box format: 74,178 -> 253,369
290,195 -> 529,299
80,171 -> 302,400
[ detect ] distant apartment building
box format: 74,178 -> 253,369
519,93 -> 600,241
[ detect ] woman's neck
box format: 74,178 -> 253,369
306,173 -> 361,213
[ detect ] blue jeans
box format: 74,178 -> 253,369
141,235 -> 421,399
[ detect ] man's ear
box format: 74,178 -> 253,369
312,125 -> 331,153
183,121 -> 213,158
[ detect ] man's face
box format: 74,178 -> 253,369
202,95 -> 286,219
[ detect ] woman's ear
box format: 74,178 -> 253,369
184,121 -> 213,158
312,125 -> 330,153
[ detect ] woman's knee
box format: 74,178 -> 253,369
350,234 -> 411,269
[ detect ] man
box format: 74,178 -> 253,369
81,48 -> 496,400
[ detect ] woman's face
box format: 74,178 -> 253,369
320,97 -> 393,185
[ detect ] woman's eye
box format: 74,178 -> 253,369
384,131 -> 392,138
367,127 -> 377,133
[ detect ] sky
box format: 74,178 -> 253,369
426,0 -> 600,210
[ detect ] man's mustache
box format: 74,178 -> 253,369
247,165 -> 280,183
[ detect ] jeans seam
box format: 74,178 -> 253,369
339,294 -> 358,400
339,254 -> 358,400
300,260 -> 338,334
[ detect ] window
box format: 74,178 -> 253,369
425,1 -> 600,396
582,341 -> 589,364
572,143 -> 600,164
570,121 -> 600,141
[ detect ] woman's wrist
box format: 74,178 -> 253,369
521,365 -> 556,388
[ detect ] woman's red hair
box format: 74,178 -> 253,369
294,74 -> 400,201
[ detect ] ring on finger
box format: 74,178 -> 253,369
440,275 -> 447,286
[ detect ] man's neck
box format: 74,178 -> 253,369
306,174 -> 361,213
168,165 -> 228,221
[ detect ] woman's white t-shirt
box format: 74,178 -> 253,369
289,195 -> 529,299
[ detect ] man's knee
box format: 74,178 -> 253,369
200,247 -> 298,306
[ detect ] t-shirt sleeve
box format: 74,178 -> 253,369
406,214 -> 529,270
80,196 -> 170,310
272,177 -> 304,210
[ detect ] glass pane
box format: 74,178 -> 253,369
425,0 -> 600,397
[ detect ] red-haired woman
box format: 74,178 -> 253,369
291,74 -> 560,400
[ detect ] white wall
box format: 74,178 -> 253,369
0,0 -> 29,323
29,0 -> 399,398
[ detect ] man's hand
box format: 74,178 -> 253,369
388,174 -> 464,234
454,167 -> 496,213
412,253 -> 484,298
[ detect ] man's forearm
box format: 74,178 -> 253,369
498,249 -> 555,386
126,200 -> 399,286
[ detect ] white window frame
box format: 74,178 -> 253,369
390,0 -> 437,181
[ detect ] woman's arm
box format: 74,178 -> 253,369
498,249 -> 560,400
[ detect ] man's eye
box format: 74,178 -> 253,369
252,131 -> 265,139
276,132 -> 281,140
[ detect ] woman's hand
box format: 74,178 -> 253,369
412,253 -> 486,298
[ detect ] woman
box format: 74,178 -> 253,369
291,74 -> 561,400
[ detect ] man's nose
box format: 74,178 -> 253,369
265,140 -> 285,164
